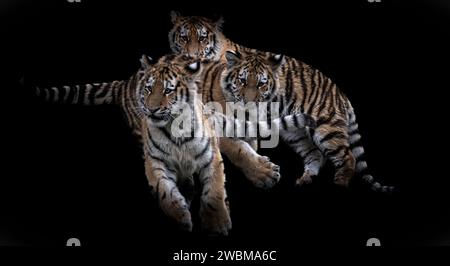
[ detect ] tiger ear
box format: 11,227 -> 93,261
225,51 -> 241,67
140,55 -> 153,70
268,54 -> 285,71
170,11 -> 181,24
185,61 -> 201,74
215,16 -> 224,30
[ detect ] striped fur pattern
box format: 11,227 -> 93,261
168,14 -> 393,193
35,55 -> 234,234
169,11 -> 251,62
138,56 -> 231,234
222,51 -> 394,193
35,81 -> 122,105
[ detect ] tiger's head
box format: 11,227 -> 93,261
138,54 -> 201,127
221,51 -> 285,104
169,11 -> 224,61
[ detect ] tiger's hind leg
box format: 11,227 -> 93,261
313,121 -> 355,187
282,128 -> 325,186
144,156 -> 193,232
198,147 -> 232,236
219,138 -> 281,189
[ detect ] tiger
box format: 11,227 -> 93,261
168,12 -> 394,193
34,54 -> 232,233
31,53 -> 316,233
138,55 -> 232,234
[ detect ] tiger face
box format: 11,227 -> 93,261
221,51 -> 285,104
138,55 -> 201,127
169,11 -> 224,60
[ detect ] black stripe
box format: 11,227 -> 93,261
303,148 -> 317,158
350,138 -> 363,149
348,126 -> 359,136
87,84 -> 97,104
281,116 -> 288,130
293,114 -> 299,128
47,87 -> 55,102
76,85 -> 85,104
316,82 -> 332,116
66,85 -> 76,104
299,65 -> 308,112
316,110 -> 336,127
285,69 -> 293,103
306,70 -> 317,105
320,131 -> 346,143
59,86 -> 67,102
330,119 -> 347,129
306,74 -> 321,115
148,153 -> 168,167
159,127 -> 177,145
199,153 -> 214,170
359,167 -> 370,177
96,83 -> 110,98
354,149 -> 366,161
184,87 -> 190,103
206,203 -> 217,211
287,94 -> 297,114
278,95 -> 285,114
148,131 -> 170,156
195,138 -> 211,160
325,145 -> 347,157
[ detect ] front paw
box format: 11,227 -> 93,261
200,202 -> 232,236
162,198 -> 193,232
295,171 -> 314,187
244,156 -> 281,189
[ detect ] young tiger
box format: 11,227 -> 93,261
35,55 -> 233,234
139,56 -> 232,234
168,12 -> 394,192
222,50 -> 394,193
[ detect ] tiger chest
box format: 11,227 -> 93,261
164,138 -> 207,177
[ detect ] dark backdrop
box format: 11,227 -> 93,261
0,0 -> 449,253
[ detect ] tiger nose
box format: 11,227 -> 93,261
148,107 -> 160,113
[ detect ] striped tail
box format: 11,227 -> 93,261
33,81 -> 124,105
222,112 -> 316,139
347,107 -> 394,193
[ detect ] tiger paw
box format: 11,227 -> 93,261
296,174 -> 313,187
176,211 -> 193,232
200,203 -> 232,236
333,175 -> 351,188
163,198 -> 193,232
243,155 -> 281,189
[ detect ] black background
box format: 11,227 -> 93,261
0,0 -> 449,254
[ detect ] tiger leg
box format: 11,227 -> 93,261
198,148 -> 232,236
313,122 -> 355,187
219,137 -> 281,189
144,156 -> 193,232
281,128 -> 325,186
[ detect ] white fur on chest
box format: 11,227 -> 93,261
148,125 -> 212,178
